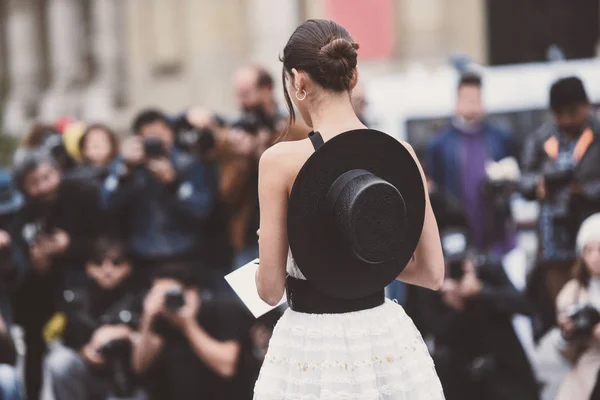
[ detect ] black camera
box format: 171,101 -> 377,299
165,288 -> 185,311
544,167 -> 575,195
99,338 -> 137,398
22,220 -> 55,246
563,304 -> 600,342
231,113 -> 263,136
143,138 -> 167,159
177,127 -> 216,156
482,180 -> 514,218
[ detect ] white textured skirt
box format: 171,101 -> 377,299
254,300 -> 445,400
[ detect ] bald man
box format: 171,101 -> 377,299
232,65 -> 308,142
233,66 -> 277,118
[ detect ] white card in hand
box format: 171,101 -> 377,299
225,259 -> 286,318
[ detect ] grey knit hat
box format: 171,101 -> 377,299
577,213 -> 600,254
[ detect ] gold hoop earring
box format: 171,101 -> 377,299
295,89 -> 307,101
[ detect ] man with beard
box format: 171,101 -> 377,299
10,149 -> 103,399
521,76 -> 600,304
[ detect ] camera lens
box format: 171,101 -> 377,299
165,288 -> 185,311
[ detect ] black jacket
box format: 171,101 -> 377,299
466,260 -> 539,400
415,259 -> 538,400
61,278 -> 141,351
521,116 -> 600,218
11,174 -> 105,328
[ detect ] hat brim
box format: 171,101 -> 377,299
287,129 -> 426,299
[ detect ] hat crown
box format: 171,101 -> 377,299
287,129 -> 425,299
326,169 -> 407,264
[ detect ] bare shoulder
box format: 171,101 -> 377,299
260,140 -> 300,171
259,139 -> 314,190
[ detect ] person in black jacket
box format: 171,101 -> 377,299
460,257 -> 539,400
45,238 -> 144,400
418,255 -> 539,400
10,149 -> 105,399
521,76 -> 600,302
410,182 -> 539,399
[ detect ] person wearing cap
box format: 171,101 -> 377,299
555,213 -> 600,399
253,20 -> 444,399
0,169 -> 24,400
521,76 -> 600,301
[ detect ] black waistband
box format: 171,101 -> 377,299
285,276 -> 385,314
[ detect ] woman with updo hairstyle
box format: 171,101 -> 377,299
253,20 -> 444,398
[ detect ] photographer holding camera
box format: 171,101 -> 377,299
418,221 -> 538,400
132,265 -> 249,400
10,149 -> 104,398
45,238 -> 143,400
228,66 -> 309,268
46,238 -> 141,400
101,109 -> 218,286
521,77 -> 600,300
555,213 -> 600,399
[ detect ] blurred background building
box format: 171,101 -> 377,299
0,0 -> 599,136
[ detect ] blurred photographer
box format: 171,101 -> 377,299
132,265 -> 249,400
427,73 -> 517,256
170,109 -> 236,280
14,123 -> 76,172
555,214 -> 600,399
10,149 -> 104,398
0,171 -> 24,400
229,66 -> 309,268
101,109 -> 218,286
420,225 -> 538,400
521,77 -> 600,299
45,238 -> 143,400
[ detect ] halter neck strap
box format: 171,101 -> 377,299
308,131 -> 324,151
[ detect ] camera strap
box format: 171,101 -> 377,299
544,128 -> 595,163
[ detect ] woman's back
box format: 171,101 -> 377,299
253,18 -> 444,399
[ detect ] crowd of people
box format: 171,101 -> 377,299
0,61 -> 599,400
410,73 -> 600,400
0,64 -> 313,400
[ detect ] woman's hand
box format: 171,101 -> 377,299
558,313 -> 575,335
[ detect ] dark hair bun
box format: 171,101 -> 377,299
317,38 -> 360,91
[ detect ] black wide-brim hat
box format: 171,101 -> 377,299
287,129 -> 426,299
